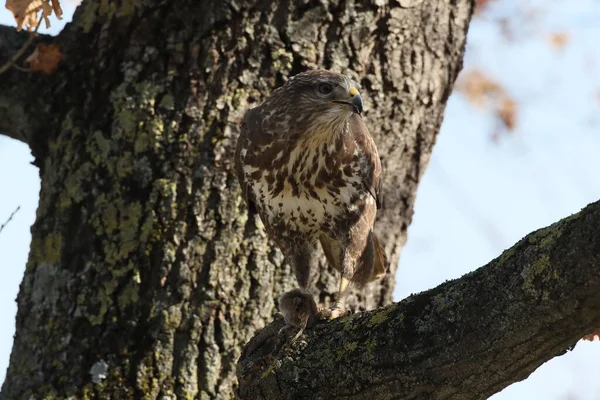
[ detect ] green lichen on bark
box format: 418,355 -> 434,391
368,302 -> 399,327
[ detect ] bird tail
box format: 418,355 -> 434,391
371,232 -> 389,281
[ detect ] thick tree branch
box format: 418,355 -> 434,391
0,24 -> 54,146
237,200 -> 600,399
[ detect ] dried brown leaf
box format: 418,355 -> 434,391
583,328 -> 600,342
456,69 -> 518,135
456,70 -> 503,106
548,32 -> 569,51
5,0 -> 62,31
498,97 -> 517,131
474,0 -> 495,15
24,43 -> 62,74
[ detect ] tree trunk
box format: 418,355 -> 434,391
0,0 -> 473,398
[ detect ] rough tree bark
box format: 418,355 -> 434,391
0,0 -> 473,398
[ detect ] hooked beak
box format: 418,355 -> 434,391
330,87 -> 363,115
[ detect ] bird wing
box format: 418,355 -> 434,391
348,114 -> 383,209
235,107 -> 264,214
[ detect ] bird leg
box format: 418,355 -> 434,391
284,244 -> 315,290
318,276 -> 352,320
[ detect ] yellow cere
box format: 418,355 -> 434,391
349,87 -> 359,97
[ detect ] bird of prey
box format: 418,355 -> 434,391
235,70 -> 388,319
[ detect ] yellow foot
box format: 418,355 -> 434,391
317,307 -> 350,320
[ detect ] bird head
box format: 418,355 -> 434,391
264,70 -> 364,133
285,70 -> 363,114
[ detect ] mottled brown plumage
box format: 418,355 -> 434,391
235,70 -> 388,319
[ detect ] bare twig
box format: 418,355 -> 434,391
0,15 -> 43,76
11,64 -> 31,73
0,206 -> 21,236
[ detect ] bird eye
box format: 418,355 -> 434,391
317,83 -> 333,95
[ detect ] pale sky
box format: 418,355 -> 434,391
1,1 -> 600,398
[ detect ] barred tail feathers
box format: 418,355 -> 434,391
371,232 -> 389,281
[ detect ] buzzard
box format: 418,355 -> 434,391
235,70 -> 388,319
